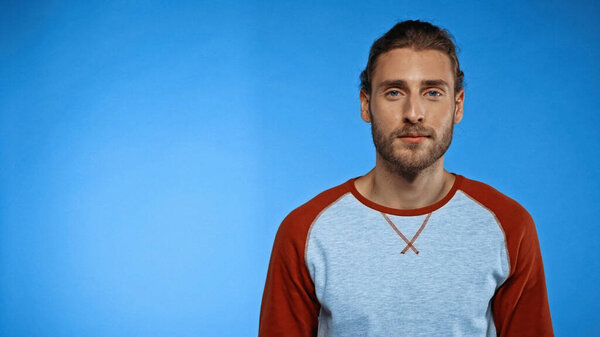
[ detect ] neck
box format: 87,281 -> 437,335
355,156 -> 455,210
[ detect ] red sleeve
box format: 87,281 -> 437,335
492,208 -> 554,336
259,182 -> 349,336
258,209 -> 320,337
460,177 -> 553,336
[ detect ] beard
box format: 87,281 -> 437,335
370,109 -> 455,181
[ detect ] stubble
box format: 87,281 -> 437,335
370,109 -> 455,181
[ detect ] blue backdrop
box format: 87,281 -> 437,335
2,0 -> 599,336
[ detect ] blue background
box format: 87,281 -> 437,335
1,0 -> 599,336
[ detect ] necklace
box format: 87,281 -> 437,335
381,212 -> 432,254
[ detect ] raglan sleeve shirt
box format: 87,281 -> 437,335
259,177 -> 553,336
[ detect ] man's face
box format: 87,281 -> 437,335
360,48 -> 464,177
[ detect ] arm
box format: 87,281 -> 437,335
259,212 -> 320,337
492,212 -> 554,336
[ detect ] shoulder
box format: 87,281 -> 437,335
273,179 -> 352,250
457,175 -> 536,244
286,180 -> 351,223
458,176 -> 528,212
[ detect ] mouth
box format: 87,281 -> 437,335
398,135 -> 430,143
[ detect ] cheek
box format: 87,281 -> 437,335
426,102 -> 455,122
371,100 -> 403,122
424,99 -> 452,112
439,114 -> 456,135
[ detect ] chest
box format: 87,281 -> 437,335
306,210 -> 508,332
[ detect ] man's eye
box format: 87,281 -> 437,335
426,90 -> 442,97
387,90 -> 400,97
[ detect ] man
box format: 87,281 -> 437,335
259,20 -> 553,336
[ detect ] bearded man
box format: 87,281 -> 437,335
259,20 -> 553,337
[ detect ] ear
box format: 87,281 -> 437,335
453,89 -> 464,124
360,89 -> 371,123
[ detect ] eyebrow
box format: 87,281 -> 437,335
422,79 -> 450,89
377,79 -> 450,91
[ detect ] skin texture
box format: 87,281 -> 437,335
355,48 -> 465,210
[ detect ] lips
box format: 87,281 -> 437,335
398,134 -> 429,143
399,134 -> 430,138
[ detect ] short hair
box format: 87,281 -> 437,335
360,20 -> 464,95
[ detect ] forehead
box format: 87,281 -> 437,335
372,48 -> 454,86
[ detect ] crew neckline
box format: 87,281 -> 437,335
347,173 -> 464,216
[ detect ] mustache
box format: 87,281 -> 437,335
390,125 -> 434,138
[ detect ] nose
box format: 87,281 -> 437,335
403,93 -> 425,124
